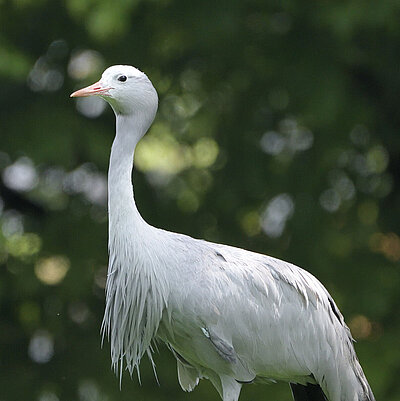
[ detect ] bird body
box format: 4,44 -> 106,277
71,65 -> 375,401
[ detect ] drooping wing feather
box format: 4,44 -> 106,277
177,359 -> 200,392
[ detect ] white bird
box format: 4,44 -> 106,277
71,65 -> 375,401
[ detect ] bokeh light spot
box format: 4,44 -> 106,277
192,138 -> 219,168
177,189 -> 199,213
1,210 -> 24,237
78,379 -> 107,401
38,391 -> 59,401
319,189 -> 341,212
369,232 -> 400,262
68,50 -> 104,80
28,57 -> 63,92
35,256 -> 70,285
3,157 -> 39,192
366,145 -> 389,174
28,330 -> 54,363
260,131 -> 286,155
76,96 -> 106,119
240,211 -> 261,237
261,193 -> 294,238
68,301 -> 90,324
349,315 -> 372,340
6,233 -> 41,260
135,126 -> 192,174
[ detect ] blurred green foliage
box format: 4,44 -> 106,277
0,0 -> 399,400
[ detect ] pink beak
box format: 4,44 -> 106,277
70,81 -> 112,98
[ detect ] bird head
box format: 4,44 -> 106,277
71,65 -> 158,118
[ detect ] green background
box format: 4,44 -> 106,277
0,1 -> 399,400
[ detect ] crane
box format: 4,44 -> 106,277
71,65 -> 375,401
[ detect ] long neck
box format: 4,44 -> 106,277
108,114 -> 148,235
104,113 -> 168,377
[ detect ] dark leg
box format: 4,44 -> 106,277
290,383 -> 328,401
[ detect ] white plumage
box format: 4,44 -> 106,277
71,65 -> 375,401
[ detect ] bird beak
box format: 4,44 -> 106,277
70,81 -> 112,98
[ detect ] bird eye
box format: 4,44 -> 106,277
118,75 -> 127,82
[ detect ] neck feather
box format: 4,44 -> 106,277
102,113 -> 168,381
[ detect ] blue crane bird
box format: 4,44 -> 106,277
71,65 -> 375,401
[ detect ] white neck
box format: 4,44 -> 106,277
103,112 -> 168,380
108,114 -> 147,234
